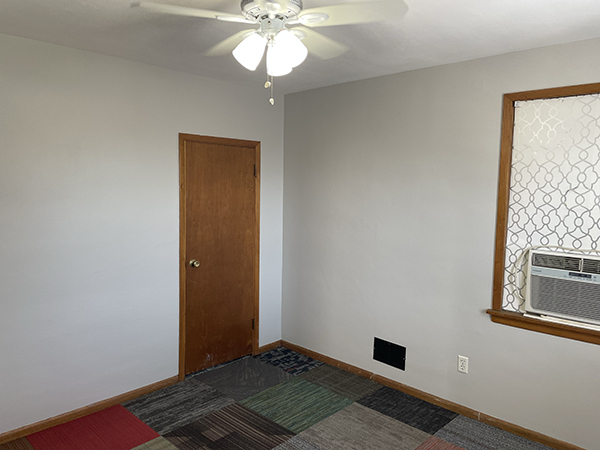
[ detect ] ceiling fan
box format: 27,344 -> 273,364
132,0 -> 408,103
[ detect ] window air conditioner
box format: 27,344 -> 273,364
526,250 -> 600,326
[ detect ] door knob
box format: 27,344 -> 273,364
189,259 -> 200,268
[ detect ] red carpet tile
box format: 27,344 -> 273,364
415,436 -> 466,450
26,405 -> 159,450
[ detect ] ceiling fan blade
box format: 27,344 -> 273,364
205,30 -> 257,56
131,1 -> 253,23
299,0 -> 408,27
291,27 -> 349,60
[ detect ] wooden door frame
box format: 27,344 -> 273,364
178,133 -> 261,380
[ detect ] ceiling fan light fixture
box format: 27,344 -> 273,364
232,32 -> 267,71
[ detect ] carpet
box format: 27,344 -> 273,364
26,405 -> 158,450
5,347 -> 559,450
131,437 -> 178,450
415,436 -> 468,450
434,416 -> 554,450
299,364 -> 381,401
0,438 -> 35,450
255,348 -> 324,375
192,356 -> 292,401
240,377 -> 353,433
298,403 -> 430,450
358,386 -> 458,434
273,436 -> 322,450
164,403 -> 294,450
123,378 -> 235,434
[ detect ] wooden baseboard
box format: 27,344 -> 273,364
0,375 -> 179,445
256,340 -> 282,354
281,341 -> 583,450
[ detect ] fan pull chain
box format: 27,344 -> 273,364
264,74 -> 275,105
264,73 -> 275,105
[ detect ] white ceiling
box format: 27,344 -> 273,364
2,0 -> 600,94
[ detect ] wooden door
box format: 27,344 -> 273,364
179,134 -> 260,376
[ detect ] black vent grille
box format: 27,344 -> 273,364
582,258 -> 600,275
532,253 -> 581,271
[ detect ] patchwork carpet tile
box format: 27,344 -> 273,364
254,348 -> 324,375
240,377 -> 353,433
299,403 -> 430,450
123,378 -> 235,435
358,386 -> 458,434
131,437 -> 179,450
434,416 -> 554,450
0,438 -> 35,450
164,403 -> 294,450
26,405 -> 158,450
193,357 -> 292,401
299,364 -> 381,401
415,436 -> 466,450
273,436 -> 323,450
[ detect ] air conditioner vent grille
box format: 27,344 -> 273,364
530,275 -> 600,323
582,258 -> 600,275
531,253 -> 580,271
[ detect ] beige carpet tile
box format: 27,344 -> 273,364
131,437 -> 179,450
299,403 -> 430,450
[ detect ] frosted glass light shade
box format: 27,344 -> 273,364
266,29 -> 308,77
275,29 -> 308,68
232,33 -> 267,71
266,43 -> 292,77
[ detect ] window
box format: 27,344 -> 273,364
488,82 -> 600,345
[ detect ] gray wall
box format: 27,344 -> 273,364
283,37 -> 600,449
0,33 -> 284,433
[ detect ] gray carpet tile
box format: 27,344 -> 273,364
299,364 -> 381,401
255,347 -> 324,375
299,403 -> 431,450
123,378 -> 235,435
164,403 -> 294,450
193,356 -> 293,401
131,437 -> 179,450
358,386 -> 458,434
435,416 -> 555,450
273,436 -> 324,450
415,436 -> 467,449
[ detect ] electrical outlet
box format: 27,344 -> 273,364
457,355 -> 468,374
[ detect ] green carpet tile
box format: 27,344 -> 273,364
299,364 -> 381,401
298,403 -> 430,450
241,377 -> 354,433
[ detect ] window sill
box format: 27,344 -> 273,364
486,309 -> 600,346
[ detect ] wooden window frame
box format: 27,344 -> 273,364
487,82 -> 600,346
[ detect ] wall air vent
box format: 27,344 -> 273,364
526,250 -> 600,326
